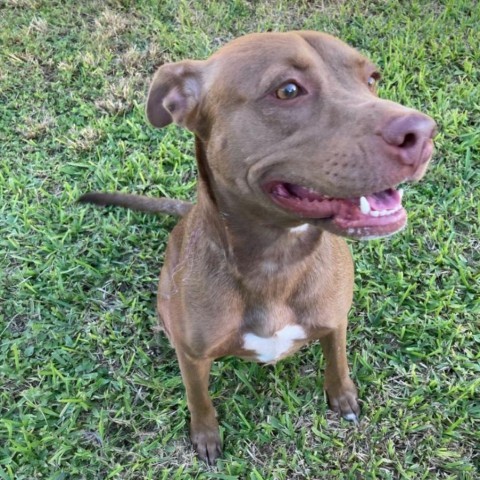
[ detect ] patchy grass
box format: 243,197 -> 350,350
1,0 -> 479,478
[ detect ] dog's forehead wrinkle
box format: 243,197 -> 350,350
216,31 -> 304,55
297,32 -> 374,78
208,36 -> 316,90
256,62 -> 310,90
355,57 -> 368,69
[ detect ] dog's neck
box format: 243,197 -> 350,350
194,136 -> 325,291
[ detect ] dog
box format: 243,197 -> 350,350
79,31 -> 436,463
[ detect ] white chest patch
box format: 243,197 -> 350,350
243,325 -> 307,363
290,223 -> 310,234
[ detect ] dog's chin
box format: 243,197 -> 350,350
264,181 -> 408,240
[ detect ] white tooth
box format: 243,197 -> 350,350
398,188 -> 404,201
368,207 -> 401,217
360,196 -> 371,215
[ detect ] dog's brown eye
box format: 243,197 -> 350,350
276,83 -> 300,99
367,73 -> 380,90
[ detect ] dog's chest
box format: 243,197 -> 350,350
242,324 -> 308,364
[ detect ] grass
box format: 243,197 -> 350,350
1,0 -> 479,478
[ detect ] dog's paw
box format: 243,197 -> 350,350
325,377 -> 360,423
190,417 -> 222,464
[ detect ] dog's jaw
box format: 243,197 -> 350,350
264,181 -> 408,239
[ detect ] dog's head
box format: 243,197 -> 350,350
146,31 -> 436,240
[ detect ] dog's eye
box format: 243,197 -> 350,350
367,73 -> 380,90
275,82 -> 300,100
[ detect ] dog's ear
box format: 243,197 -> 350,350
146,60 -> 204,130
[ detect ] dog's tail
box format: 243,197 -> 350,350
78,192 -> 193,217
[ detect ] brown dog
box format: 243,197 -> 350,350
80,31 -> 436,463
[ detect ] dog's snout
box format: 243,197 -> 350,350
381,114 -> 437,167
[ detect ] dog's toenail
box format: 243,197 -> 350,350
343,412 -> 359,423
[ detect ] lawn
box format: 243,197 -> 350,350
1,0 -> 479,478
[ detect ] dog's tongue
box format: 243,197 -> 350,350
366,189 -> 402,211
271,183 -> 337,217
285,184 -> 325,202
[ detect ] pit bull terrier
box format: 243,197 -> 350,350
80,31 -> 436,463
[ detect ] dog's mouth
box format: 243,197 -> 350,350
265,181 -> 407,239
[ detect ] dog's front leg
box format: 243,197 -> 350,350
320,324 -> 360,422
176,351 -> 222,463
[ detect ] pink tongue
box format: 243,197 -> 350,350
286,184 -> 325,201
366,189 -> 401,210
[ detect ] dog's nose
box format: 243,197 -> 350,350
381,114 -> 437,167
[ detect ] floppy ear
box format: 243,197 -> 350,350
146,60 -> 204,130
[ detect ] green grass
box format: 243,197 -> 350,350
1,0 -> 479,478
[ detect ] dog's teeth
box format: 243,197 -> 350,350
359,196 -> 371,215
370,207 -> 401,217
398,188 -> 404,201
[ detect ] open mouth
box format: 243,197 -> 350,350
265,181 -> 407,239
